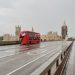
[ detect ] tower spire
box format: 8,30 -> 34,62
64,20 -> 66,26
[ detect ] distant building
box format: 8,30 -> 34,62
46,31 -> 54,41
41,31 -> 61,41
41,35 -> 47,41
3,34 -> 16,41
0,36 -> 3,41
15,25 -> 21,41
3,25 -> 21,41
47,32 -> 61,41
61,21 -> 68,39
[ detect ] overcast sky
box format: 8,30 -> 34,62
0,0 -> 75,37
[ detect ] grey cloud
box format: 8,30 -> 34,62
0,0 -> 15,8
0,0 -> 75,37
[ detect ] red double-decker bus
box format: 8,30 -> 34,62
19,31 -> 40,45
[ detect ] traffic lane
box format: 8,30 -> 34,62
0,41 -> 71,65
0,43 -> 47,59
0,41 -> 70,75
0,42 -> 60,59
6,42 -> 71,75
0,41 -> 69,64
0,42 -> 54,51
0,42 -> 63,64
0,45 -> 20,51
8,47 -> 61,74
0,41 -> 65,51
7,49 -> 61,75
0,44 -> 61,65
0,42 -> 64,66
0,46 -> 62,75
0,41 -> 70,66
0,41 -> 70,51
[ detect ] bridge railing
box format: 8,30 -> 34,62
31,41 -> 73,75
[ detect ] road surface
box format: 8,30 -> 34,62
0,41 -> 71,75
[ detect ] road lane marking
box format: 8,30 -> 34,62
27,46 -> 61,55
27,49 -> 47,55
0,42 -> 70,75
0,44 -> 60,59
0,43 -> 56,59
6,48 -> 61,75
30,52 -> 61,75
0,46 -> 67,66
0,41 -> 66,59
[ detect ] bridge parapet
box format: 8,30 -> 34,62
31,41 -> 73,75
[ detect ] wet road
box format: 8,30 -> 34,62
0,41 -> 71,75
0,41 -> 65,58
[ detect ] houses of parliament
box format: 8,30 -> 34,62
41,21 -> 68,41
1,25 -> 21,41
0,21 -> 68,41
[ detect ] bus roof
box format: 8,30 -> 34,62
20,31 -> 40,34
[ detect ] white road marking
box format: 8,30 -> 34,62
27,46 -> 61,55
0,42 -> 71,75
0,45 -> 60,65
0,54 -> 14,59
0,42 -> 63,59
0,44 -> 50,59
6,48 -> 60,75
27,49 -> 47,55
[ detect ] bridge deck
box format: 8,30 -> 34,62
0,41 -> 71,75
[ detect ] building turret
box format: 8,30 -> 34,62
15,25 -> 21,41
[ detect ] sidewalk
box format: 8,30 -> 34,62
66,42 -> 75,75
